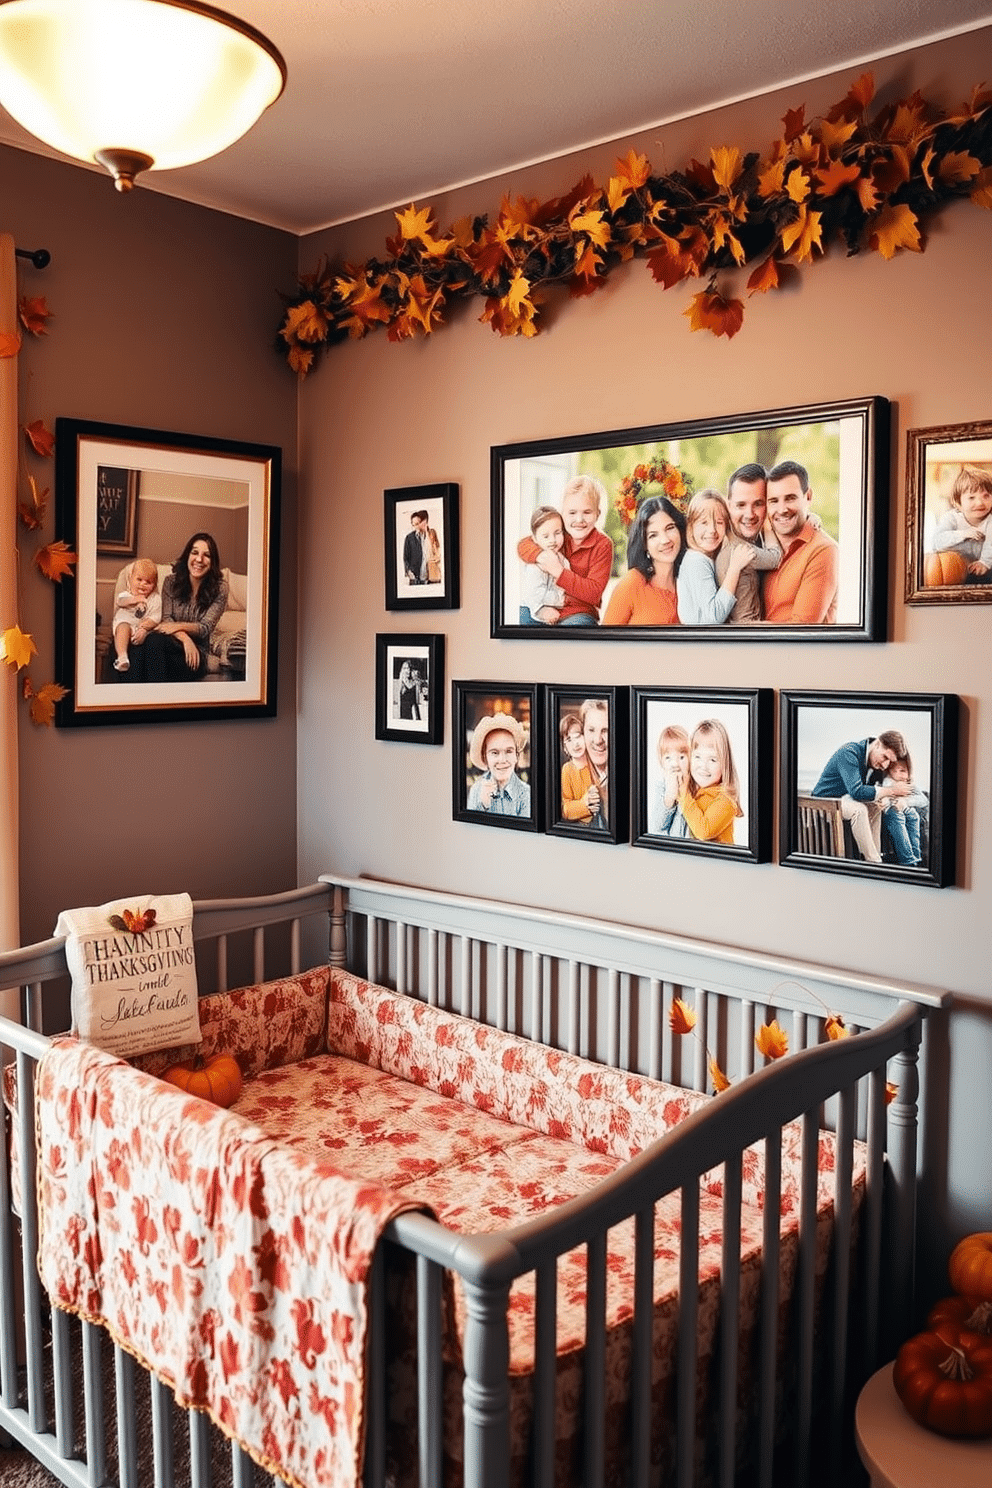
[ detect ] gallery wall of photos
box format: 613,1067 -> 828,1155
376,400 -> 984,891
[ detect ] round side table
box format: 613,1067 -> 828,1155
855,1363 -> 992,1488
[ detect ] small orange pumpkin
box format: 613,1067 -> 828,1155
929,1294 -> 992,1337
924,549 -> 968,588
949,1233 -> 992,1303
163,1052 -> 243,1108
894,1326 -> 992,1437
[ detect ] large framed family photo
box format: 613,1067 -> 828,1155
779,690 -> 959,887
491,397 -> 888,641
54,418 -> 280,727
631,687 -> 773,863
543,685 -> 628,845
452,681 -> 540,832
384,482 -> 460,611
905,419 -> 992,605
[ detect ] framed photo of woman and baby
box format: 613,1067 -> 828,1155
54,418 -> 280,727
491,397 -> 888,641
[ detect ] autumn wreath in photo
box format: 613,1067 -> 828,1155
278,71 -> 992,374
615,459 -> 692,528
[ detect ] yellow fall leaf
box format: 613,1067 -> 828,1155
394,203 -> 437,244
505,269 -> 533,319
709,1056 -> 731,1094
755,1020 -> 789,1061
972,166 -> 992,210
569,206 -> 611,250
0,330 -> 21,359
286,343 -> 314,377
818,117 -> 859,154
710,145 -> 743,193
614,148 -> 651,190
938,151 -> 981,186
780,206 -> 823,263
281,300 -> 328,345
27,681 -> 69,727
824,1015 -> 850,1041
710,213 -> 745,265
869,203 -> 922,259
606,175 -> 631,214
669,997 -> 697,1036
856,175 -> 881,215
1,625 -> 38,670
786,168 -> 810,204
758,157 -> 786,199
33,541 -> 77,583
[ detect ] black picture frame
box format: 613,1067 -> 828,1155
632,686 -> 773,862
779,690 -> 959,887
54,417 -> 280,727
452,681 -> 541,832
905,420 -> 992,605
384,482 -> 460,611
543,686 -> 628,844
491,396 -> 888,641
374,633 -> 444,745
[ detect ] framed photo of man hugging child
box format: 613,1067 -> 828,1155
631,687 -> 774,863
905,420 -> 992,605
490,397 -> 888,642
543,686 -> 629,846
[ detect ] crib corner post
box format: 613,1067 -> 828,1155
459,1244 -> 515,1488
884,1007 -> 922,1353
328,884 -> 347,970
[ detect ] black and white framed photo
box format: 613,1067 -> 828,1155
374,633 -> 444,744
384,482 -> 460,611
779,691 -> 959,886
632,687 -> 773,862
905,419 -> 992,605
543,686 -> 628,844
491,396 -> 888,641
54,417 -> 280,727
452,681 -> 540,832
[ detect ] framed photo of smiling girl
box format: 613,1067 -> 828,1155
490,397 -> 888,642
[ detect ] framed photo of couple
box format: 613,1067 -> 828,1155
631,687 -> 773,863
779,690 -> 959,887
491,396 -> 888,642
374,633 -> 444,745
384,482 -> 460,611
54,418 -> 280,727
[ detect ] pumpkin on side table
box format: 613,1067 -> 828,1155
162,1052 -> 243,1108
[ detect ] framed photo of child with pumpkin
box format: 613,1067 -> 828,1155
905,420 -> 992,605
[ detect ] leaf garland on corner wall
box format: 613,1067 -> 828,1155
277,71 -> 992,375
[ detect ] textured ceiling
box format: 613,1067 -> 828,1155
2,1 -> 991,233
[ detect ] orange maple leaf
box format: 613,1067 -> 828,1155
710,213 -> 746,264
34,540 -> 77,583
884,93 -> 929,144
755,1020 -> 789,1061
826,71 -> 875,122
758,157 -> 787,199
869,203 -> 922,259
18,295 -> 52,335
287,343 -> 315,377
814,159 -> 861,197
786,167 -> 811,204
569,205 -> 611,251
684,289 -> 744,339
23,418 -> 55,458
937,151 -> 981,186
972,166 -> 992,210
646,244 -> 695,289
0,330 -> 21,359
781,104 -> 806,143
818,117 -> 859,155
614,148 -> 651,190
669,997 -> 697,1036
572,243 -> 602,282
27,681 -> 69,727
0,625 -> 38,670
780,205 -> 823,263
709,1056 -> 731,1094
394,203 -> 436,244
824,1015 -> 850,1041
470,237 -> 512,287
856,175 -> 881,215
281,300 -> 328,345
746,256 -> 781,295
18,473 -> 49,530
710,145 -> 743,193
885,1082 -> 899,1106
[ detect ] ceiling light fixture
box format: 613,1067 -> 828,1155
0,0 -> 286,192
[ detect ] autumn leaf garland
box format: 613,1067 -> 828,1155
279,71 -> 992,374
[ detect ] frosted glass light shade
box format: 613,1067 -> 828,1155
0,0 -> 285,189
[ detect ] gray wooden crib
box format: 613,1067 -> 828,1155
0,873 -> 947,1488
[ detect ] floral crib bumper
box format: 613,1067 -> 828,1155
35,965 -> 866,1488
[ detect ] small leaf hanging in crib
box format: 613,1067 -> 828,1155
669,997 -> 697,1035
755,1020 -> 789,1061
824,1014 -> 850,1041
709,1056 -> 731,1093
885,1082 -> 899,1105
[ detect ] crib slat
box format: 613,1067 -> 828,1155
717,1157 -> 743,1488
829,1083 -> 856,1478
232,1440 -> 256,1487
863,1067 -> 887,1371
0,1095 -> 16,1403
496,943 -> 508,1031
757,1131 -> 782,1488
584,1231 -> 607,1488
427,926 -> 439,1005
676,1180 -> 700,1488
739,999 -> 755,1079
16,1051 -> 46,1434
693,989 -> 707,1093
188,1404 -> 212,1488
793,1110 -> 819,1488
460,935 -> 472,1017
215,933 -> 228,992
253,925 -> 265,982
606,969 -> 620,1070
290,915 -> 301,975
416,1255 -> 444,1488
51,1307 -> 73,1457
461,1270 -> 512,1488
115,1345 -> 138,1488
532,1259 -> 557,1488
364,1243 -> 386,1488
629,1208 -> 655,1488
566,959 -> 580,1056
151,1372 -> 173,1488
648,978 -> 663,1081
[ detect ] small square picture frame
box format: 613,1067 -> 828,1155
631,686 -> 773,863
384,482 -> 460,611
452,681 -> 541,832
905,420 -> 992,604
543,686 -> 628,844
374,633 -> 444,745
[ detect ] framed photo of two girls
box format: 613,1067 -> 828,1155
453,682 -> 958,888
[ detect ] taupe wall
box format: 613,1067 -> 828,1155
295,30 -> 992,1292
1,145 -> 299,944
